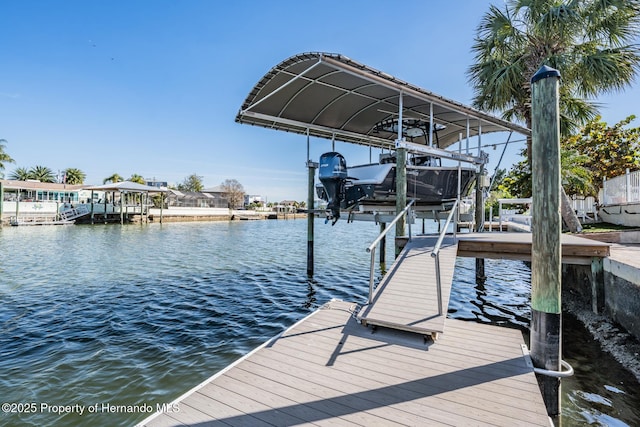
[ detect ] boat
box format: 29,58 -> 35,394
317,151 -> 475,224
315,116 -> 479,223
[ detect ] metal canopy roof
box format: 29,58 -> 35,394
236,52 -> 530,151
85,181 -> 166,193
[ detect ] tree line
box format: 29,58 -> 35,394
494,115 -> 640,200
0,152 -> 250,208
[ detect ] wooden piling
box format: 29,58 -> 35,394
475,259 -> 486,282
307,161 -> 317,276
395,147 -> 407,257
379,222 -> 387,273
530,65 -> 562,416
0,181 -> 4,224
475,164 -> 486,280
475,164 -> 484,232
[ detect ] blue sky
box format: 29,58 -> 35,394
1,1 -> 638,202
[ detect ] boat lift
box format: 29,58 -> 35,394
235,52 -> 530,274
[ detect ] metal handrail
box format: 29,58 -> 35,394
367,200 -> 416,253
365,199 -> 415,304
430,199 -> 459,315
431,199 -> 459,258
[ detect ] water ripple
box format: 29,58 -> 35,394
1,221 -> 638,426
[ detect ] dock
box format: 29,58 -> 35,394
457,232 -> 610,264
136,231 -> 615,426
139,299 -> 550,427
357,236 -> 458,339
9,214 -> 75,226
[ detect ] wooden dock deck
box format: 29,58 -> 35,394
138,232 -> 611,426
457,232 -> 610,264
139,299 -> 550,427
357,236 -> 458,338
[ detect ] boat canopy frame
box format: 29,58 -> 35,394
236,52 -> 530,162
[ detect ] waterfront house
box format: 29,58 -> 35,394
165,189 -> 228,209
0,179 -> 87,224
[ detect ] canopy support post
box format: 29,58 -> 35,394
306,130 -> 317,277
395,91 -> 407,257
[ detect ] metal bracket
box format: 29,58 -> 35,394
520,344 -> 574,378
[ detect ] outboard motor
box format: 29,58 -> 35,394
318,152 -> 348,225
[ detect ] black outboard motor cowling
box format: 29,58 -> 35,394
318,152 -> 348,225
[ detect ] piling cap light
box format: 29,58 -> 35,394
531,65 -> 561,83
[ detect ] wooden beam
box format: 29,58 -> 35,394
395,146 -> 407,257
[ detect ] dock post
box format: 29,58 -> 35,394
395,146 -> 407,257
380,222 -> 386,273
0,181 -> 3,226
475,259 -> 486,282
475,163 -> 486,281
90,190 -> 95,224
530,65 -> 563,417
307,160 -> 317,276
474,163 -> 484,232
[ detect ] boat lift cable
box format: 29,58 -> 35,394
480,137 -> 526,150
488,131 -> 514,193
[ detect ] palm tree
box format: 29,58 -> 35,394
177,173 -> 204,192
103,173 -> 123,184
467,0 -> 640,231
28,165 -> 55,183
468,0 -> 640,149
9,167 -> 30,181
128,174 -> 145,185
63,168 -> 86,185
0,139 -> 15,178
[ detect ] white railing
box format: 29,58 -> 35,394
59,204 -> 91,221
365,200 -> 415,304
571,195 -> 597,221
603,169 -> 640,206
431,199 -> 459,316
9,213 -> 59,225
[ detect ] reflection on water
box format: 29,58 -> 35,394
0,220 -> 638,426
449,257 -> 532,329
561,313 -> 640,426
449,257 -> 640,427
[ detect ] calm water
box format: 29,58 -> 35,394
0,220 -> 638,426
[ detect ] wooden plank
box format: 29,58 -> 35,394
358,236 -> 457,335
276,317 -> 542,395
457,232 -> 610,262
138,300 -> 549,427
234,323 -> 544,425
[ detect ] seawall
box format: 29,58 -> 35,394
563,232 -> 640,382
